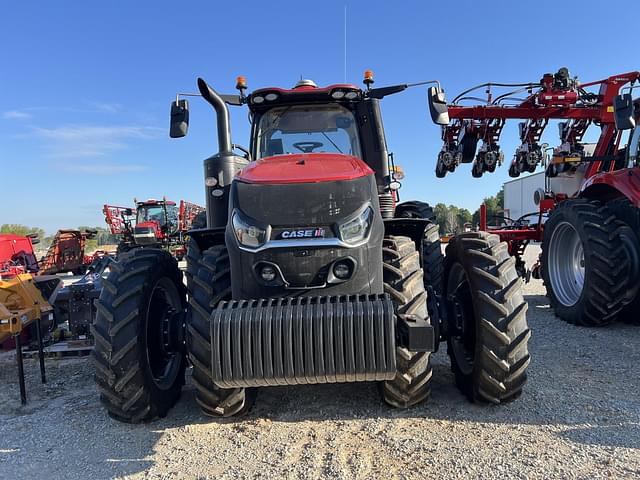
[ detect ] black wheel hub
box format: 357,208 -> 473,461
446,264 -> 476,376
145,278 -> 184,390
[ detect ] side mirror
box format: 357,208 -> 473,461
170,99 -> 189,138
614,93 -> 636,130
428,86 -> 449,125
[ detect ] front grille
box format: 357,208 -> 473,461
210,294 -> 396,388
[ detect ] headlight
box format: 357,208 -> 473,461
232,211 -> 267,248
339,207 -> 373,244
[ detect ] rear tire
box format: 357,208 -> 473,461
394,201 -> 435,222
421,222 -> 444,295
541,199 -> 630,326
116,242 -> 133,257
186,245 -> 255,417
185,237 -> 200,292
444,232 -> 530,404
92,249 -> 186,422
381,236 -> 433,408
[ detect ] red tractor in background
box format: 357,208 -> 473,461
103,198 -> 205,259
428,68 -> 640,326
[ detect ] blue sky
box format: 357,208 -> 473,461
2,0 -> 638,233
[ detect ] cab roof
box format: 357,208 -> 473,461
248,82 -> 363,112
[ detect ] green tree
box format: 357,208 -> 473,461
472,188 -> 505,227
433,203 -> 449,234
0,224 -> 45,240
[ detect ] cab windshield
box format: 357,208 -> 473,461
137,205 -> 178,229
256,104 -> 362,159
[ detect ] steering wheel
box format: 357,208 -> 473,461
293,141 -> 323,153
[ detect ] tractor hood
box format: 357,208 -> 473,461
135,221 -> 161,234
236,153 -> 373,184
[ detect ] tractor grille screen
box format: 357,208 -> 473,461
233,176 -> 374,226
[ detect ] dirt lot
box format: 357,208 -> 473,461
1,246 -> 638,479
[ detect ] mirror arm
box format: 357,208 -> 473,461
407,80 -> 442,90
176,92 -> 244,106
232,144 -> 252,161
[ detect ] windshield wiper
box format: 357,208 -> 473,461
321,132 -> 343,153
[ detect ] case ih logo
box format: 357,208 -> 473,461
279,228 -> 325,239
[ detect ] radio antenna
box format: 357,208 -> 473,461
343,5 -> 347,83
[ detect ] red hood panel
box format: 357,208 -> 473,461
237,153 -> 373,184
135,221 -> 160,231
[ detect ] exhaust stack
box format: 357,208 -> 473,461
196,78 -> 248,228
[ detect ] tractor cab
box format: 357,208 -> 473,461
133,199 -> 179,245
247,80 -> 364,160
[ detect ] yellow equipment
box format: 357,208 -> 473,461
0,273 -> 60,404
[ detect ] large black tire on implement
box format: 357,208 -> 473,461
541,199 -> 630,326
92,249 -> 187,422
186,245 -> 255,417
444,232 -> 530,404
607,197 -> 640,324
381,236 -> 433,408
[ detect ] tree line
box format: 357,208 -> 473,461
432,189 -> 504,235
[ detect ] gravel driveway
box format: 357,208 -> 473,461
1,247 -> 638,479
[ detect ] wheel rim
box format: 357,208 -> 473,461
145,277 -> 182,390
447,263 -> 476,376
548,221 -> 585,307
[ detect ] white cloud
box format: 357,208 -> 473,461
58,162 -> 148,175
3,110 -> 32,119
90,102 -> 122,114
32,124 -> 163,158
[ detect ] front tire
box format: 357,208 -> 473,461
381,236 -> 433,408
444,232 -> 530,404
186,245 -> 255,417
92,249 -> 187,422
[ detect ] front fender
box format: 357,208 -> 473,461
580,168 -> 640,207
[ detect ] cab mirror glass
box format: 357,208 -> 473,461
614,93 -> 635,130
170,99 -> 189,138
428,86 -> 449,125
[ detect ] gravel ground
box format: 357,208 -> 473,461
0,246 -> 638,479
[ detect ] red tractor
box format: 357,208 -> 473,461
428,68 -> 640,326
92,72 -> 530,423
103,199 -> 205,259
